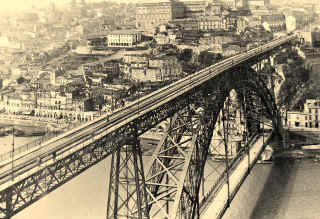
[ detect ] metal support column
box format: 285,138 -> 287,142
4,189 -> 12,219
222,99 -> 231,208
106,128 -> 149,219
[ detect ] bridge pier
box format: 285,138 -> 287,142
106,131 -> 149,219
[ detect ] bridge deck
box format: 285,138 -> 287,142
201,133 -> 272,219
0,36 -> 294,193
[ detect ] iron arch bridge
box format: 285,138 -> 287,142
0,36 -> 295,219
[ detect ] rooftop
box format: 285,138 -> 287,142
109,29 -> 142,35
87,31 -> 109,39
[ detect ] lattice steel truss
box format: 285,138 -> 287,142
106,84 -> 228,219
0,59 -> 285,219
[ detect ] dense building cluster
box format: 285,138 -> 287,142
135,0 -> 275,33
0,0 -> 318,129
121,54 -> 182,82
0,89 -> 95,122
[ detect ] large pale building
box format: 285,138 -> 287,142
136,0 -> 185,32
107,30 -> 142,48
136,0 -> 271,32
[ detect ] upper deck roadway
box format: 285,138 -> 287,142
0,36 -> 295,194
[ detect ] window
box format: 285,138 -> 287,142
295,122 -> 300,127
309,108 -> 312,113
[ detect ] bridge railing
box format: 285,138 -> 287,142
0,131 -> 60,163
199,133 -> 261,209
0,36 -> 295,165
0,108 -> 122,163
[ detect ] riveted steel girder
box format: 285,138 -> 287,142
0,49 -> 286,219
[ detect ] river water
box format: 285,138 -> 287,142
1,134 -> 319,219
224,158 -> 320,219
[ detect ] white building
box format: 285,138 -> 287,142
304,99 -> 320,128
107,30 -> 142,48
285,15 -> 297,33
286,111 -> 308,129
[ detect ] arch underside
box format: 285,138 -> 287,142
107,65 -> 283,219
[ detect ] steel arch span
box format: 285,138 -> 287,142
0,36 -> 296,219
106,65 -> 283,219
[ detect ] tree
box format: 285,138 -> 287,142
198,51 -> 216,67
94,95 -> 105,111
179,49 -> 193,62
16,77 -> 25,84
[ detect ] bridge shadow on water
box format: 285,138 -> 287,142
249,157 -> 299,219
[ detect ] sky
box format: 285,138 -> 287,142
0,0 -> 59,13
0,0 -> 317,14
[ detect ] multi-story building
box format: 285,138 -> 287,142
286,111 -> 308,129
261,14 -> 286,33
286,99 -> 320,129
237,13 -> 285,33
222,0 -> 238,9
198,16 -> 225,31
83,60 -> 119,75
107,30 -> 142,48
0,87 -> 95,122
136,0 -> 185,32
171,18 -> 199,31
104,60 -> 120,77
172,14 -> 236,33
204,2 -> 223,16
304,99 -> 320,128
136,0 -> 246,32
34,90 -> 94,122
1,91 -> 36,115
123,55 -> 182,82
284,10 -> 312,33
121,54 -> 150,76
123,54 -> 150,64
184,1 -> 206,18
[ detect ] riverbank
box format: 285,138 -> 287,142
0,114 -> 72,134
0,114 -> 66,127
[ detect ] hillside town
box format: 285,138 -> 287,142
0,0 -> 320,133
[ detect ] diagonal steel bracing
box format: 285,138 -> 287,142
198,82 -> 270,217
142,92 -> 227,219
105,64 -> 283,219
106,133 -> 149,219
0,42 -> 292,218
